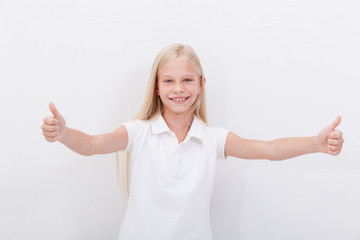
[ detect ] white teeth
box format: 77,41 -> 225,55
173,97 -> 186,102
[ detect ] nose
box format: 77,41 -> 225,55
172,82 -> 184,93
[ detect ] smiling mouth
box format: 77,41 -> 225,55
169,97 -> 190,103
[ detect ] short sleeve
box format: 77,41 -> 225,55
122,120 -> 138,152
216,127 -> 230,161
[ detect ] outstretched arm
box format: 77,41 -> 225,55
41,102 -> 128,156
225,116 -> 344,161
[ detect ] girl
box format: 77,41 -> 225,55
41,43 -> 344,240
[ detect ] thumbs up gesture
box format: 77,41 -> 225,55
41,102 -> 66,142
317,116 -> 344,155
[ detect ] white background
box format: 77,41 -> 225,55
1,0 -> 359,239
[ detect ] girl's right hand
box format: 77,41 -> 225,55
41,102 -> 66,142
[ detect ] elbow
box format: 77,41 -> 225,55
81,152 -> 93,156
81,136 -> 97,156
268,157 -> 286,161
266,142 -> 286,161
263,142 -> 274,161
267,153 -> 293,161
76,150 -> 94,156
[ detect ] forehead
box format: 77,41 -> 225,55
158,57 -> 198,78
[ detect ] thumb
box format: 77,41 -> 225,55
328,115 -> 341,130
49,102 -> 62,119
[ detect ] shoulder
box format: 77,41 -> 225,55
122,118 -> 150,128
195,120 -> 229,160
121,119 -> 152,152
122,119 -> 152,135
194,118 -> 229,141
201,121 -> 229,135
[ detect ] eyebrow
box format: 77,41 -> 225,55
160,74 -> 195,79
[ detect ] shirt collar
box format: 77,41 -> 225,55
151,114 -> 205,142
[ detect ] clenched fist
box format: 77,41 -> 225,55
41,102 -> 66,142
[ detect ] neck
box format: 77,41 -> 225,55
162,111 -> 194,142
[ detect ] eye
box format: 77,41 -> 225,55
164,79 -> 173,83
183,78 -> 193,83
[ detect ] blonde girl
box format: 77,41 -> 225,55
41,43 -> 344,240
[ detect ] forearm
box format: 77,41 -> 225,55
225,117 -> 343,160
268,136 -> 319,161
59,127 -> 96,156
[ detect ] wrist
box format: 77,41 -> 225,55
312,135 -> 321,153
58,126 -> 68,143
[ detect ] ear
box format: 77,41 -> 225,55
199,76 -> 206,93
156,89 -> 159,95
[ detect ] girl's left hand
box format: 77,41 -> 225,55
317,116 -> 344,156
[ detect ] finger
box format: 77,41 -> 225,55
329,149 -> 341,156
49,102 -> 62,119
329,144 -> 342,151
41,124 -> 59,132
42,129 -> 59,138
328,138 -> 344,146
43,116 -> 59,125
330,130 -> 343,139
45,136 -> 57,142
328,116 -> 341,130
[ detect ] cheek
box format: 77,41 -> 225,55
195,79 -> 202,94
194,84 -> 201,95
157,85 -> 169,97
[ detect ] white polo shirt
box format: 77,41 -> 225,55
118,114 -> 229,240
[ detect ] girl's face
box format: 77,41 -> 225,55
157,57 -> 202,117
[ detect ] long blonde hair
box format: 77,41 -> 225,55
117,43 -> 207,198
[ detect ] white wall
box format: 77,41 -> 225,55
1,0 -> 359,239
